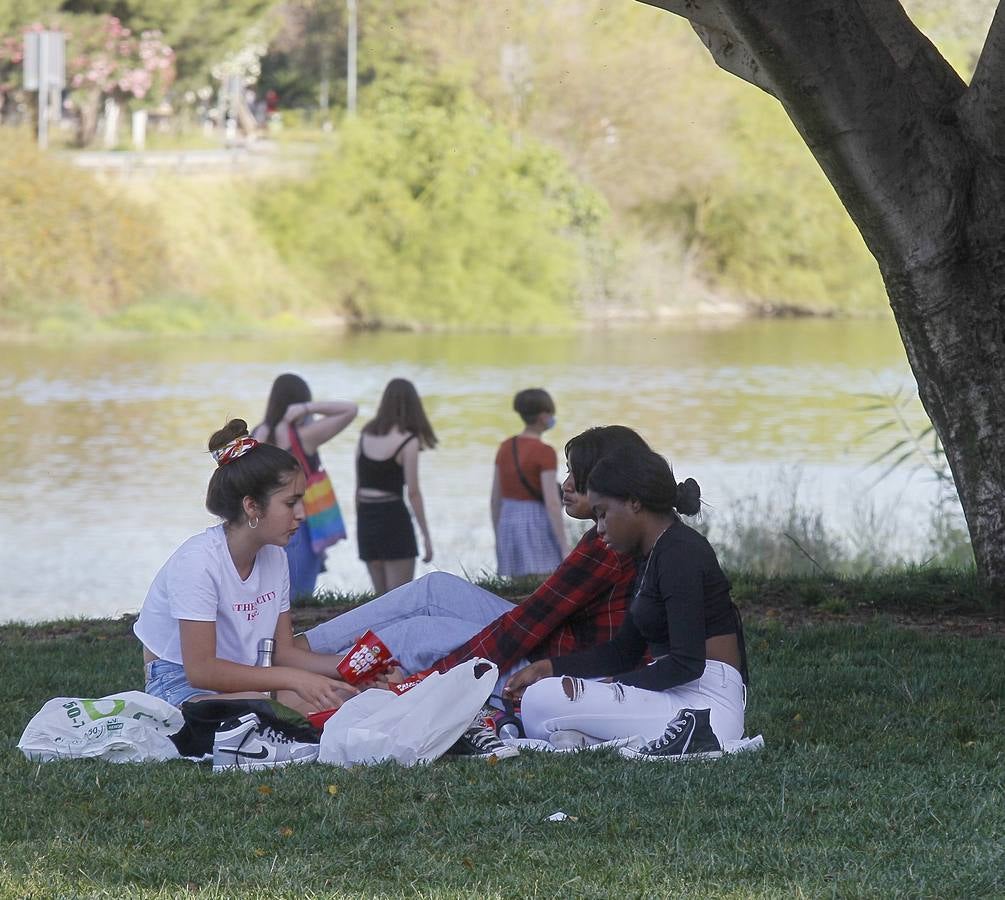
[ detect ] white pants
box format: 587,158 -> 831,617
520,661 -> 747,745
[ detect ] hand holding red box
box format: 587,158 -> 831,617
336,630 -> 395,685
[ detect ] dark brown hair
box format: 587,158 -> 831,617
261,373 -> 312,444
513,388 -> 555,424
565,425 -> 652,495
206,419 -> 301,523
362,378 -> 437,449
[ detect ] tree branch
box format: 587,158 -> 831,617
637,0 -> 776,94
856,1 -> 966,113
635,0 -> 728,32
714,0 -> 968,268
958,4 -> 1005,159
641,0 -> 968,272
691,22 -> 775,95
638,0 -> 964,111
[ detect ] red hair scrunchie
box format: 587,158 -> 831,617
211,436 -> 260,466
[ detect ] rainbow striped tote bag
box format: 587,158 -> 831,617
289,428 -> 348,553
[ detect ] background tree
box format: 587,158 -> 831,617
396,0 -> 893,314
258,1 -> 346,112
0,14 -> 175,144
638,0 -> 1005,584
66,15 -> 175,145
24,0 -> 271,86
255,80 -> 606,327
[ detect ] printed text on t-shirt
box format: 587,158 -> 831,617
232,591 -> 276,621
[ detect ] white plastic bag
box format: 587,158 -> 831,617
18,691 -> 183,763
318,658 -> 497,767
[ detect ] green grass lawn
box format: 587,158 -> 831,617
1,592 -> 1003,898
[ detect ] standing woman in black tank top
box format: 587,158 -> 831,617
356,378 -> 438,595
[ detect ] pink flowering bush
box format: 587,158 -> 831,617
0,14 -> 176,144
67,17 -> 175,102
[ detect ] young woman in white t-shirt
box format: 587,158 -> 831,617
134,418 -> 360,715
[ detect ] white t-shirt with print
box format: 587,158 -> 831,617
134,524 -> 291,667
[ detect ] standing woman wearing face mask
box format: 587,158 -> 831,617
491,388 -> 569,578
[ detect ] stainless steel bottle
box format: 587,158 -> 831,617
256,637 -> 275,667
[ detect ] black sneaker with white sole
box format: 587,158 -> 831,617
444,723 -> 520,760
620,708 -> 723,762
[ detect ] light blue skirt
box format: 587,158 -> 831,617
285,520 -> 324,601
495,498 -> 562,577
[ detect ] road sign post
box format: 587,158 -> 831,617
23,31 -> 66,149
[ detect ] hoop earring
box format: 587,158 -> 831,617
248,517 -> 259,529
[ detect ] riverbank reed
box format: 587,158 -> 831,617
2,571 -> 1002,897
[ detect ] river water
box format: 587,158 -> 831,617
0,318 -> 941,624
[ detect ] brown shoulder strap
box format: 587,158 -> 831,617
510,437 -> 543,501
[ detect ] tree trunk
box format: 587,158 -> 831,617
885,163 -> 1005,584
76,89 -> 102,147
639,0 -> 1005,586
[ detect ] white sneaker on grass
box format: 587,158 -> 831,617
212,712 -> 320,772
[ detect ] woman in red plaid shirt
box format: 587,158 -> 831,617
300,426 -> 650,702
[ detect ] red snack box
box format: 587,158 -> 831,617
389,667 -> 437,695
308,708 -> 338,729
336,629 -> 394,685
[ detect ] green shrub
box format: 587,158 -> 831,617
0,136 -> 170,327
255,85 -> 607,328
121,176 -> 321,323
696,92 -> 887,314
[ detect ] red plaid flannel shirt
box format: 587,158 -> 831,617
431,527 -> 637,674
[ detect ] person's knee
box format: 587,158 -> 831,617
562,676 -> 590,701
520,676 -> 571,740
419,571 -> 459,592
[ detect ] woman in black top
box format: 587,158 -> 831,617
505,446 -> 748,755
356,378 -> 437,596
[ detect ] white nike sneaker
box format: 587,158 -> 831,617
212,712 -> 320,773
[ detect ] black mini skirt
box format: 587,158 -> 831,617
356,497 -> 418,561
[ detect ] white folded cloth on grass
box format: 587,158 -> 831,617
505,733 -> 766,755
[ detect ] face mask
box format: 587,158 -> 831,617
544,415 -> 557,431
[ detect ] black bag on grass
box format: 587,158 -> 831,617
170,698 -> 321,758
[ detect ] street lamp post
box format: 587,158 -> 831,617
346,0 -> 357,115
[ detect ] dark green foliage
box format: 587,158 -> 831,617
255,81 -> 606,328
730,566 -> 995,613
257,0 -> 348,111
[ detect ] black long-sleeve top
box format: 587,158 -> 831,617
550,521 -> 742,691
